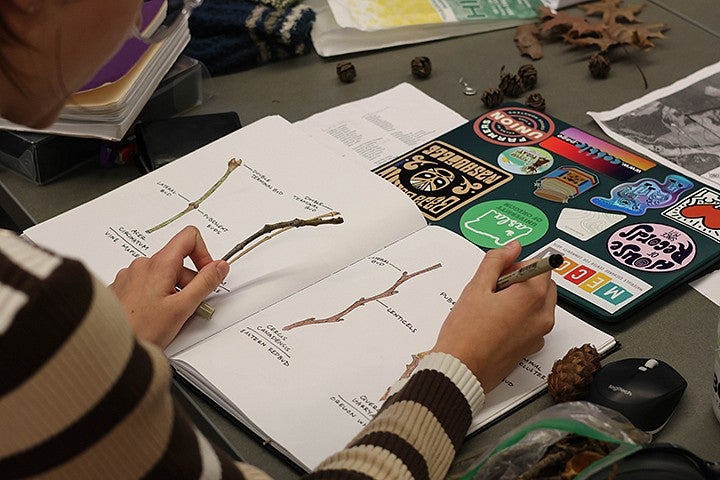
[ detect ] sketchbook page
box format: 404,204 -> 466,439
171,225 -> 615,471
295,83 -> 467,169
24,116 -> 427,356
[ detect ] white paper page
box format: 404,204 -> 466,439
692,275 -> 720,306
172,225 -> 615,471
588,60 -> 720,306
25,116 -> 427,356
295,83 -> 466,169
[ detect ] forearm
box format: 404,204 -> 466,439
306,352 -> 485,480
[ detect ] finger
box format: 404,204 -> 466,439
176,260 -> 230,307
155,226 -> 213,269
473,240 -> 522,291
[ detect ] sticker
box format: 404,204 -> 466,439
459,199 -> 549,248
590,174 -> 694,216
373,140 -> 512,221
556,208 -> 626,241
534,166 -> 598,203
607,223 -> 696,272
540,128 -> 655,181
473,107 -> 555,146
662,187 -> 720,243
497,146 -> 554,175
528,239 -> 652,314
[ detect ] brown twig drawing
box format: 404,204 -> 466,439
146,158 -> 242,234
380,350 -> 431,401
282,262 -> 442,331
221,211 -> 344,264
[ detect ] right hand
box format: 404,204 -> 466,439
431,240 -> 556,392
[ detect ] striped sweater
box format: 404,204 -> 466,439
0,231 -> 485,479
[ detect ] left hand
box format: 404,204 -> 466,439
109,226 -> 230,348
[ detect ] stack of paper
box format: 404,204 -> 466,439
0,0 -> 189,141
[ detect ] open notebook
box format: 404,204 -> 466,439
24,115 -> 616,471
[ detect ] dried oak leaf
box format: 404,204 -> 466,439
538,7 -> 604,38
633,22 -> 670,49
535,1 -> 669,53
579,0 -> 646,23
514,23 -> 543,59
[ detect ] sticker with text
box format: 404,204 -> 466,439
372,140 -> 512,221
534,166 -> 598,203
607,223 -> 696,272
556,208 -> 626,241
497,146 -> 554,175
473,107 -> 555,146
528,239 -> 651,314
459,199 -> 549,248
590,174 -> 694,216
540,128 -> 655,181
662,187 -> 720,243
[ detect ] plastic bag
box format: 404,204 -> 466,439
455,401 -> 651,480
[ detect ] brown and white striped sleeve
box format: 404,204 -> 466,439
309,353 -> 485,480
0,231 -> 484,480
0,232 -> 257,479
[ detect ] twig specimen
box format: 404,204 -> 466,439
221,211 -> 344,264
146,158 -> 242,234
282,263 -> 442,331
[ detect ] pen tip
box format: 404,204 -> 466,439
549,254 -> 564,268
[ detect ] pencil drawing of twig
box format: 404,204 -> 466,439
221,211 -> 344,264
380,350 -> 431,401
282,262 -> 442,331
146,158 -> 242,234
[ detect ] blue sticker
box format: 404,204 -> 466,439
591,174 -> 694,216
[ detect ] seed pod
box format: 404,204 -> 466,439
411,56 -> 432,79
336,61 -> 357,83
525,92 -> 546,112
481,87 -> 504,109
518,63 -> 538,90
588,53 -> 611,79
547,344 -> 601,403
499,72 -> 525,98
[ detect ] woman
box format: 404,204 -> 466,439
0,1 -> 556,478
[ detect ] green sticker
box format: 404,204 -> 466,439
460,199 -> 549,248
497,146 -> 554,175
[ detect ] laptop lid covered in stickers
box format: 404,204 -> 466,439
372,103 -> 720,322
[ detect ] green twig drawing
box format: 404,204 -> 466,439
146,158 -> 242,234
221,211 -> 344,264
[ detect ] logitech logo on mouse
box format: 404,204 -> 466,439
608,384 -> 632,396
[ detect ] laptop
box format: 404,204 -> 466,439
372,103 -> 720,322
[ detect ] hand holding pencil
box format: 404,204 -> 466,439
431,240 -> 557,392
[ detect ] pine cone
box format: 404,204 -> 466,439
411,56 -> 432,79
499,72 -> 525,97
518,64 -> 538,90
525,92 -> 546,112
481,87 -> 504,109
336,61 -> 357,83
547,344 -> 601,403
588,53 -> 611,79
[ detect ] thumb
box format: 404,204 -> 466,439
474,240 -> 522,291
181,260 -> 230,306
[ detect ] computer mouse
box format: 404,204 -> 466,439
587,358 -> 687,434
